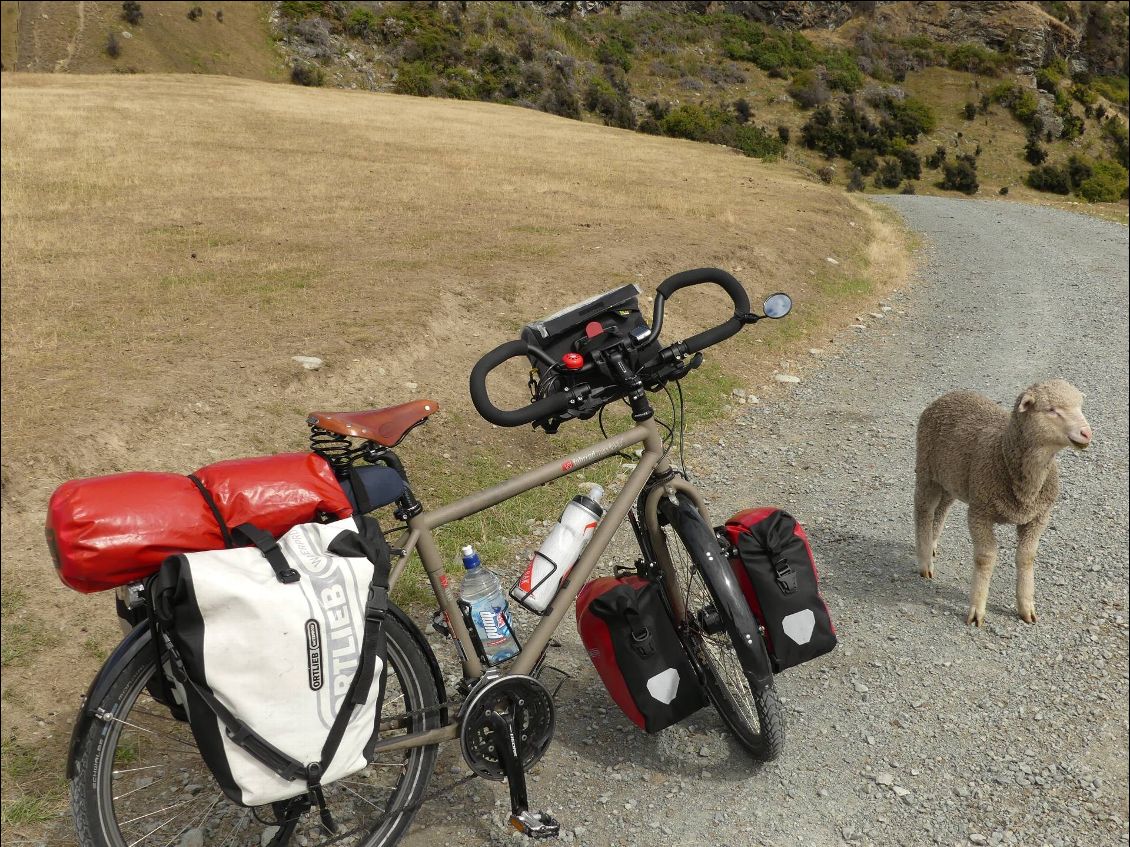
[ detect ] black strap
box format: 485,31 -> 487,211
318,517 -> 392,772
187,474 -> 235,548
230,523 -> 300,584
165,644 -> 308,782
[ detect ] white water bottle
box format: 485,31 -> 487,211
459,545 -> 520,665
511,485 -> 605,613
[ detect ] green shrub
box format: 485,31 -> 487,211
1076,160 -> 1129,202
1091,75 -> 1129,108
595,34 -> 634,72
290,62 -> 324,87
1025,139 -> 1048,165
345,8 -> 379,39
947,43 -> 1006,75
1060,113 -> 1085,141
394,61 -> 436,96
279,1 -> 329,20
1026,164 -> 1071,194
787,70 -> 829,108
999,185 -> 1009,195
187,6 -> 202,22
925,145 -> 946,169
660,104 -> 726,142
121,1 -> 142,25
880,96 -> 936,143
817,165 -> 835,184
105,31 -> 121,59
963,102 -> 977,120
875,158 -> 903,188
989,82 -> 1039,126
1067,154 -> 1093,189
584,74 -> 635,129
846,168 -> 865,192
894,146 -> 921,180
822,48 -> 865,93
900,181 -> 916,194
727,124 -> 784,159
850,148 -> 878,176
941,156 -> 978,194
1103,118 -> 1129,167
734,98 -> 752,123
777,124 -> 790,144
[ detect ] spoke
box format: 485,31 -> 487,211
113,764 -> 166,776
125,800 -> 194,847
102,714 -> 199,751
114,775 -> 168,801
158,797 -> 221,847
339,781 -> 386,813
118,798 -> 193,827
218,809 -> 251,847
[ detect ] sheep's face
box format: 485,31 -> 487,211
1015,379 -> 1092,450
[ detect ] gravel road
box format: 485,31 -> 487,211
404,197 -> 1129,847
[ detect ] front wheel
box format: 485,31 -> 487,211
70,608 -> 440,847
653,493 -> 785,760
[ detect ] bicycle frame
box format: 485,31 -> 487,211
370,415 -> 709,754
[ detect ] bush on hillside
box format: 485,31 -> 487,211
657,103 -> 782,159
734,98 -> 752,123
105,32 -> 121,59
850,147 -> 878,176
1025,139 -> 1048,165
947,42 -> 1006,76
817,165 -> 836,184
187,6 -> 203,22
1076,160 -> 1130,202
290,61 -> 325,87
846,168 -> 865,192
925,145 -> 947,169
345,8 -> 379,39
584,74 -> 636,129
1103,118 -> 1129,167
777,125 -> 791,144
1026,164 -> 1071,194
121,2 -> 142,25
900,181 -> 916,194
788,70 -> 830,108
874,158 -> 903,188
941,155 -> 979,194
963,102 -> 977,120
1067,154 -> 1093,189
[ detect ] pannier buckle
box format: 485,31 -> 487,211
774,565 -> 797,594
629,626 -> 654,657
277,568 -> 301,584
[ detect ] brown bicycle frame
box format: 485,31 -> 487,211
369,415 -> 708,754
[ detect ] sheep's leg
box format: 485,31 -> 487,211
966,511 -> 997,627
1015,514 -> 1049,624
931,494 -> 956,559
915,479 -> 944,578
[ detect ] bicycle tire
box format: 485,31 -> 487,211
656,493 -> 785,760
70,610 -> 439,847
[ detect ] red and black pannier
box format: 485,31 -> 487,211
576,576 -> 705,733
722,508 -> 836,673
46,453 -> 354,594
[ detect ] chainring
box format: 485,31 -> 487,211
459,673 -> 555,781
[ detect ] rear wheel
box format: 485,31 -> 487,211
70,610 -> 439,847
654,494 -> 785,760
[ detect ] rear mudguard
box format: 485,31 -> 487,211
659,493 -> 775,692
66,603 -> 447,780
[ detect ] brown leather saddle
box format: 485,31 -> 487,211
307,399 -> 439,448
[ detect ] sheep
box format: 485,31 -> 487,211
914,379 -> 1092,626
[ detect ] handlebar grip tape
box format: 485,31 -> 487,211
655,268 -> 751,355
469,339 -> 573,427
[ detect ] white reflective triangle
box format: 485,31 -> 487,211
781,609 -> 816,645
645,667 -> 681,705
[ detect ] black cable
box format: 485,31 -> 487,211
675,378 -> 688,480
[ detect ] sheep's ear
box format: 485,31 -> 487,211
1017,393 -> 1035,413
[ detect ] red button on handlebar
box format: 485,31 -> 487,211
562,353 -> 584,370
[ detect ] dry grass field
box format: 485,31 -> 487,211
0,72 -> 906,837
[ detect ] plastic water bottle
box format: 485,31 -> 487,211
511,485 -> 604,613
459,545 -> 520,665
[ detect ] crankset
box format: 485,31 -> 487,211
459,672 -> 559,839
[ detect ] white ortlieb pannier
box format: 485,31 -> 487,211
150,515 -> 391,809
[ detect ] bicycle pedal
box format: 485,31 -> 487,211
510,810 -> 560,839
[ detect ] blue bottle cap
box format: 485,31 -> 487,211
461,545 -> 480,570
